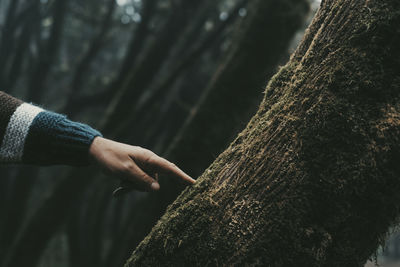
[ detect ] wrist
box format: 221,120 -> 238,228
89,136 -> 103,164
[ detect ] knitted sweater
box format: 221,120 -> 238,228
0,91 -> 102,166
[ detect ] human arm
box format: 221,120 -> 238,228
0,91 -> 194,192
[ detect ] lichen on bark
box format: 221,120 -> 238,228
126,0 -> 400,266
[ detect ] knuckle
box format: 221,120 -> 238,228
121,162 -> 135,174
143,148 -> 153,154
146,153 -> 158,164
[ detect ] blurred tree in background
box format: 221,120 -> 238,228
3,0 -> 393,266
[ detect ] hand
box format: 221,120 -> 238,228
89,137 -> 195,193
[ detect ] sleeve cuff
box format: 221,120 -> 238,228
22,110 -> 103,166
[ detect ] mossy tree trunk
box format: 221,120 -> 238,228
126,0 -> 400,266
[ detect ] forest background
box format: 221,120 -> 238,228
0,0 -> 398,266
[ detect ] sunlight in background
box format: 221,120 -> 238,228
117,0 -> 141,6
219,12 -> 229,21
117,0 -> 142,24
238,8 -> 247,17
116,0 -> 130,6
132,13 -> 142,23
126,5 -> 135,15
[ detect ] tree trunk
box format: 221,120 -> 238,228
126,0 -> 400,266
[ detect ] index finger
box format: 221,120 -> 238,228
149,156 -> 195,185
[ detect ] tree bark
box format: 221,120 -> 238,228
126,0 -> 400,266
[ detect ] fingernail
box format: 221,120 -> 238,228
151,182 -> 160,191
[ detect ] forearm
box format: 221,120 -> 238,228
0,91 -> 102,166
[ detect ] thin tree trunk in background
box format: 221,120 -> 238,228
5,1 -> 40,91
65,0 -> 158,116
104,0 -> 158,98
5,23 -> 33,90
101,0 -> 202,135
0,168 -> 39,262
65,0 -> 116,116
26,0 -> 68,103
67,183 -> 111,267
1,170 -> 93,267
126,0 -> 400,265
0,0 -> 20,86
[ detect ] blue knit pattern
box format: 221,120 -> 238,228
23,111 -> 102,166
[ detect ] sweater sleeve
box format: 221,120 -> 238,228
0,91 -> 102,166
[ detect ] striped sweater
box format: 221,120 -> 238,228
0,91 -> 102,166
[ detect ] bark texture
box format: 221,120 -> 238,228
126,0 -> 400,266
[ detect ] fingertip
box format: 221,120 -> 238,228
151,182 -> 160,191
187,177 -> 196,184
